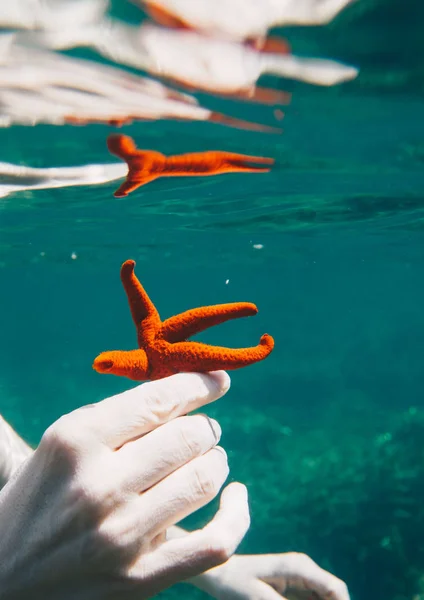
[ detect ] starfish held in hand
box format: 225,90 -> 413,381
107,134 -> 274,197
93,260 -> 274,381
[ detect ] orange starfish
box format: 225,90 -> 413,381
107,134 -> 274,197
92,260 -> 274,381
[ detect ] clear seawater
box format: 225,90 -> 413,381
1,1 -> 424,599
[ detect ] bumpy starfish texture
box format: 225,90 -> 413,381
93,260 -> 274,381
107,134 -> 275,197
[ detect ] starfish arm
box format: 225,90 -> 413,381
93,348 -> 150,381
214,151 -> 275,164
113,175 -> 159,197
219,152 -> 274,173
120,260 -> 160,327
106,133 -> 137,162
158,334 -> 274,373
107,135 -> 272,194
161,302 -> 258,343
163,152 -> 274,176
107,135 -> 165,196
107,134 -> 137,160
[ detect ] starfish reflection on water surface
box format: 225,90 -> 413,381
93,260 -> 274,381
107,134 -> 274,197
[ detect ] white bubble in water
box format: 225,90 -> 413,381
71,252 -> 77,260
253,243 -> 264,250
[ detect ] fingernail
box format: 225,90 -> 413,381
212,445 -> 228,460
197,414 -> 222,443
208,417 -> 222,443
210,418 -> 222,442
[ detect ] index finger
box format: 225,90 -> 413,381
73,370 -> 231,449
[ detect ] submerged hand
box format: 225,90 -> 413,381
190,551 -> 350,600
0,371 -> 250,599
0,384 -> 350,600
0,414 -> 32,488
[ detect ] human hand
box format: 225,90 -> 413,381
0,371 -> 250,599
189,550 -> 350,600
0,387 -> 349,600
0,414 -> 32,489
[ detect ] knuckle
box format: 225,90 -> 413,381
190,372 -> 227,404
189,373 -> 219,401
145,372 -> 223,421
80,472 -> 118,508
143,385 -> 181,423
203,532 -> 235,565
290,551 -> 315,567
284,553 -> 349,599
41,414 -> 86,455
178,421 -> 204,458
67,456 -> 121,509
191,465 -> 220,500
178,414 -> 218,457
328,580 -> 349,599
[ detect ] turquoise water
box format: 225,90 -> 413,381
1,1 -> 424,599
